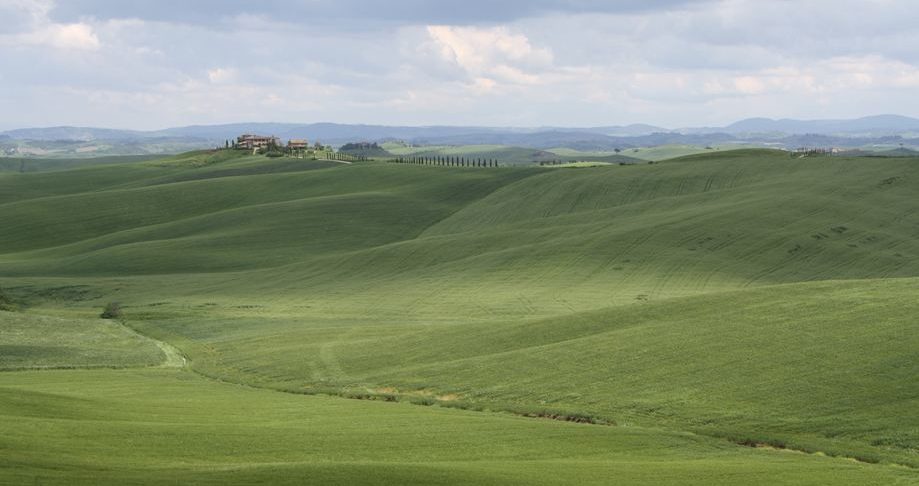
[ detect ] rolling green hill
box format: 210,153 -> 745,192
547,144 -> 724,161
0,155 -> 162,173
381,142 -> 641,165
5,369 -> 911,485
0,311 -> 166,370
1,148 -> 917,483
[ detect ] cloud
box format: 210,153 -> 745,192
0,0 -> 99,50
3,0 -> 919,129
424,25 -> 557,90
427,25 -> 553,69
207,67 -> 237,84
733,76 -> 765,95
18,22 -> 100,50
47,0 -> 705,26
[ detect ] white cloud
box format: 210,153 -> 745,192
470,77 -> 498,93
207,67 -> 238,84
425,25 -> 554,84
733,76 -> 765,95
19,22 -> 100,50
4,0 -> 919,129
0,0 -> 99,50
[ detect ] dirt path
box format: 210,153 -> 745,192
151,337 -> 187,368
118,321 -> 187,368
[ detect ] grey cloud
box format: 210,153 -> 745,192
4,0 -> 919,130
49,0 -> 704,26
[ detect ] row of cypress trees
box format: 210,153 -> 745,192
326,152 -> 368,162
391,156 -> 500,167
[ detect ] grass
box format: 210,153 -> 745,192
381,142 -> 641,165
0,155 -> 161,173
539,161 -> 614,168
1,148 -> 917,483
621,144 -> 722,160
0,311 -> 164,370
0,369 -> 914,485
547,144 -> 732,161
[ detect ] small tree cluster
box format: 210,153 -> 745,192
100,302 -> 124,320
0,286 -> 16,312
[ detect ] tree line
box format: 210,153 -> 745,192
388,156 -> 500,167
326,152 -> 368,162
791,147 -> 835,157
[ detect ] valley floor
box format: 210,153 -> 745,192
2,368 -> 915,485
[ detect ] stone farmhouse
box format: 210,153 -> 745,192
236,134 -> 280,150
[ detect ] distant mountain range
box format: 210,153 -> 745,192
0,123 -> 675,144
700,114 -> 919,136
3,115 -> 919,156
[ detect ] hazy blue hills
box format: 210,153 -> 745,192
719,114 -> 919,136
3,115 -> 919,156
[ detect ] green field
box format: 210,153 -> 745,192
546,144 -> 719,161
1,149 -> 917,484
381,142 -> 640,165
0,155 -> 163,173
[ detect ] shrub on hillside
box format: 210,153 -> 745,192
0,286 -> 16,311
100,302 -> 124,320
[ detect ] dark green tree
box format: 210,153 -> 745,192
100,302 -> 123,320
0,286 -> 16,311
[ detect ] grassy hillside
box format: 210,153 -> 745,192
4,369 -> 910,485
0,155 -> 161,173
382,142 -> 642,165
1,148 -> 917,483
547,144 -> 722,161
0,311 -> 165,370
116,278 -> 919,467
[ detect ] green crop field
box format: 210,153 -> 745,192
381,142 -> 641,165
1,148 -> 917,484
547,145 -> 711,161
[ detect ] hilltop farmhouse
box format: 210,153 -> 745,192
236,134 -> 280,150
235,134 -> 313,152
287,139 -> 309,150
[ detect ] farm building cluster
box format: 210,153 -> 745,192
235,134 -> 313,151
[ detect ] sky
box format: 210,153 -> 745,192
1,0 -> 918,130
